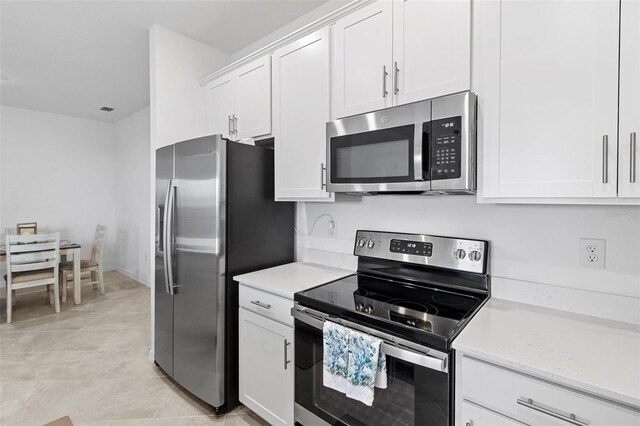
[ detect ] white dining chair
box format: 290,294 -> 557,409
59,225 -> 107,302
4,233 -> 61,323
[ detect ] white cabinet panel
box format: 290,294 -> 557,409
393,0 -> 470,106
235,56 -> 272,139
499,1 -> 619,198
207,76 -> 235,139
239,308 -> 293,426
458,400 -> 523,426
273,29 -> 334,201
619,0 -> 640,198
332,1 -> 393,119
479,0 -> 620,199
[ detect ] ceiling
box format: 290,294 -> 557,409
0,0 -> 327,122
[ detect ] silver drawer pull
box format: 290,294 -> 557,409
251,300 -> 271,310
602,135 -> 609,184
631,132 -> 637,183
517,398 -> 587,426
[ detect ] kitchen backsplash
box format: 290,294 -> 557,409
295,196 -> 640,325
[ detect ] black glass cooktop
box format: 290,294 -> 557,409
294,273 -> 487,350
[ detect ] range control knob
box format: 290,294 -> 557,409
468,250 -> 482,262
355,302 -> 364,311
453,248 -> 466,260
357,239 -> 366,248
364,305 -> 374,314
367,240 -> 375,249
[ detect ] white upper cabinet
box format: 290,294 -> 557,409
619,0 -> 640,198
332,0 -> 471,119
206,56 -> 271,140
332,1 -> 393,119
393,0 -> 470,106
477,0 -> 624,201
207,76 -> 235,139
273,28 -> 334,201
235,56 -> 272,140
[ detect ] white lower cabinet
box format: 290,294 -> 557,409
455,352 -> 640,426
459,400 -> 522,426
239,306 -> 294,425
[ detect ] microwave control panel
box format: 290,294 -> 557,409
429,116 -> 462,180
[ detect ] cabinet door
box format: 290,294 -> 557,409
393,0 -> 470,106
235,55 -> 272,139
619,0 -> 640,198
458,400 -> 523,426
480,1 -> 619,199
273,28 -> 334,201
332,1 -> 393,119
239,308 -> 293,426
207,76 -> 235,139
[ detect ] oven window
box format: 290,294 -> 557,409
295,320 -> 450,426
330,125 -> 415,183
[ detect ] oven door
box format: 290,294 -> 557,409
326,101 -> 431,194
293,309 -> 451,426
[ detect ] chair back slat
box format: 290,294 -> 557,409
10,242 -> 57,253
11,251 -> 56,263
5,233 -> 60,278
12,260 -> 57,272
90,225 -> 108,263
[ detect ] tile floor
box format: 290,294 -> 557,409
0,271 -> 268,426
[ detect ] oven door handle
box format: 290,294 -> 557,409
291,306 -> 448,373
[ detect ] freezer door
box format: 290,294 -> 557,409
154,144 -> 174,375
173,136 -> 226,408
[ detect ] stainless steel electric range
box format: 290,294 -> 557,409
292,230 -> 489,426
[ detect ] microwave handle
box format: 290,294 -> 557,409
414,124 -> 425,181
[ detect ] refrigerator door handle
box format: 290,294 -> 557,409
164,179 -> 178,295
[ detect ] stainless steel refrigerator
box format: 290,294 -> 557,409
155,135 -> 294,412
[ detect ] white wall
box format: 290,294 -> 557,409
150,25 -> 230,149
114,107 -> 150,286
296,197 -> 640,324
0,105 -> 117,266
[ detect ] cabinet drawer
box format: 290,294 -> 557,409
239,284 -> 293,326
461,355 -> 640,426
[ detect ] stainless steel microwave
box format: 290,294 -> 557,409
326,91 -> 477,195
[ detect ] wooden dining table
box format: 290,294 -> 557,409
0,241 -> 83,304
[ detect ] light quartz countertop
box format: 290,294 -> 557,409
234,262 -> 354,300
453,298 -> 640,409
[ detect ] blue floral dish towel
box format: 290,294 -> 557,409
323,321 -> 388,406
323,322 -> 350,392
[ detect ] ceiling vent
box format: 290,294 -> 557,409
99,106 -> 114,112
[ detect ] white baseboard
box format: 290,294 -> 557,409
112,266 -> 151,287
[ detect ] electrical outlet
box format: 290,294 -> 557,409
328,220 -> 337,238
579,238 -> 605,269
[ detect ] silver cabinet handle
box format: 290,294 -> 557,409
382,65 -> 388,98
517,398 -> 587,426
284,339 -> 291,370
602,135 -> 609,184
250,300 -> 271,310
631,132 -> 637,183
228,115 -> 233,135
320,163 -> 327,189
233,114 -> 238,134
393,61 -> 399,95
